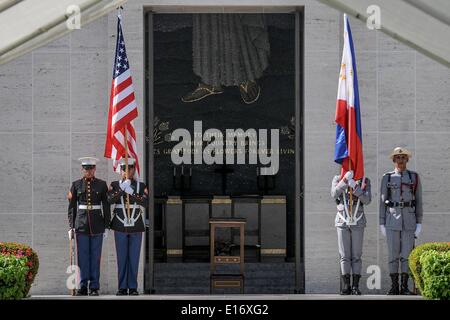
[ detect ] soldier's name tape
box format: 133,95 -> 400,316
78,204 -> 102,210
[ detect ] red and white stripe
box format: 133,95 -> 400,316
104,69 -> 140,176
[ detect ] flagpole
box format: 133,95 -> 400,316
349,161 -> 353,221
116,6 -> 130,222
124,126 -> 131,222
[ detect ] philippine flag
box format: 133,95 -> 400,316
334,14 -> 364,181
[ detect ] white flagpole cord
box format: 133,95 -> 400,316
340,187 -> 362,226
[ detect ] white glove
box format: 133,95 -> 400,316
415,224 -> 422,237
119,179 -> 131,191
380,225 -> 386,237
68,229 -> 74,240
124,186 -> 134,195
103,230 -> 108,239
348,179 -> 357,189
343,170 -> 354,181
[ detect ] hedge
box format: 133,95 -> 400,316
0,242 -> 39,297
409,242 -> 450,299
0,254 -> 29,300
419,250 -> 450,300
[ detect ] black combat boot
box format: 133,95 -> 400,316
89,289 -> 99,296
128,289 -> 139,296
400,273 -> 413,295
116,288 -> 128,296
351,274 -> 362,295
387,273 -> 400,295
340,274 -> 351,295
75,287 -> 88,296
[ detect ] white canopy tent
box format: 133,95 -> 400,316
0,0 -> 126,65
0,0 -> 449,67
318,0 -> 450,68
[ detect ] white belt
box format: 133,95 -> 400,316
115,204 -> 141,209
78,204 -> 102,210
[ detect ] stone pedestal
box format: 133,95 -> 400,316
211,196 -> 232,243
165,196 -> 183,261
260,195 -> 287,261
232,197 -> 260,247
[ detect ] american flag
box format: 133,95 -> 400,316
104,14 -> 140,176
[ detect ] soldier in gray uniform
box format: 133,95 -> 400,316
379,147 -> 423,295
331,170 -> 372,295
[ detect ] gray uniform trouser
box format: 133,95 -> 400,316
386,229 -> 415,274
337,226 -> 364,275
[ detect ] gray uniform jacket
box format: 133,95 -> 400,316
379,169 -> 423,231
331,176 -> 372,228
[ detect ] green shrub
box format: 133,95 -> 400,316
0,242 -> 39,297
0,254 -> 29,300
409,242 -> 450,297
419,250 -> 450,300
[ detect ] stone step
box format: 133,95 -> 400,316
155,273 -> 295,280
154,263 -> 295,271
155,276 -> 295,281
153,262 -> 295,294
153,287 -> 295,294
29,294 -> 424,300
154,278 -> 295,287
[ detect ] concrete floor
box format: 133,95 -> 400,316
28,294 -> 424,300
